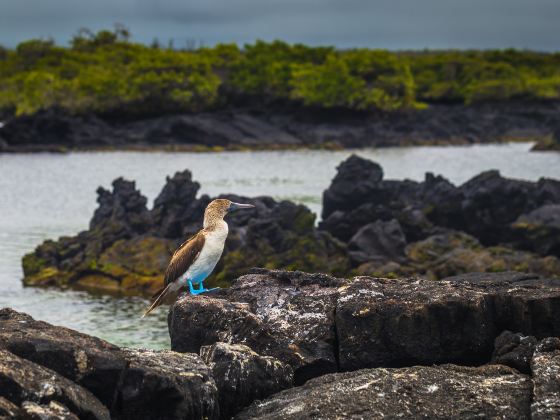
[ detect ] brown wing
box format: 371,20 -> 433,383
164,231 -> 205,286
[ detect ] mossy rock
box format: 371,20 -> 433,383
121,274 -> 164,296
406,231 -> 480,263
75,275 -> 120,293
99,236 -> 173,276
21,253 -> 48,276
22,267 -> 71,287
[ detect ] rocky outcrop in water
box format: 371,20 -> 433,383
22,170 -> 348,295
1,101 -> 560,152
22,153 -> 560,296
319,154 -> 560,279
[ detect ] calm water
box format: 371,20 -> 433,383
0,143 -> 559,348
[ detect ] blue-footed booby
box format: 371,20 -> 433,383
142,198 -> 254,317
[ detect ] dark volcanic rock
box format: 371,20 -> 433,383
531,337 -> 560,419
319,154 -> 560,279
0,349 -> 110,420
0,108 -> 116,150
170,269 -> 560,380
118,348 -> 218,420
347,219 -> 407,264
22,170 -> 349,295
170,270 -> 347,385
151,170 -> 206,238
0,308 -> 127,406
491,330 -> 537,374
90,178 -> 153,236
512,204 -> 560,256
201,342 -> 293,419
321,155 -> 560,249
322,155 -> 384,219
0,308 -> 219,420
2,101 -> 559,152
336,273 -> 560,371
235,364 -> 532,420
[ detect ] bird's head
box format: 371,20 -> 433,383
204,199 -> 255,227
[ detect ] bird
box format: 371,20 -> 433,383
142,198 -> 254,317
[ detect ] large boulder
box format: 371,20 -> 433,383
201,342 -> 293,419
0,308 -> 219,419
337,273 -> 560,370
118,348 -> 218,420
459,170 -> 557,244
0,349 -> 110,420
169,269 -> 560,380
170,270 -> 347,385
235,364 -> 532,419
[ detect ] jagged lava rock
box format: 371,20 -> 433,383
0,308 -> 219,419
491,330 -> 537,374
320,155 -> 560,256
22,169 -> 349,295
531,337 -> 560,419
201,342 -> 293,419
170,270 -> 348,385
322,155 -> 384,219
235,364 -> 531,420
0,349 -> 110,420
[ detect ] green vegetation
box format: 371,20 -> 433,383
1,27 -> 560,117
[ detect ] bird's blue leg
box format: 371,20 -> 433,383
187,279 -> 197,295
194,280 -> 219,295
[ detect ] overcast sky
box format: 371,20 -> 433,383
1,0 -> 559,50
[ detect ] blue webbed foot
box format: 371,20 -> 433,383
188,280 -> 220,295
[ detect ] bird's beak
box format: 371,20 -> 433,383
229,202 -> 255,211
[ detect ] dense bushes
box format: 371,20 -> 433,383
1,28 -> 559,117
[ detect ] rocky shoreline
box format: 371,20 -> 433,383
2,269 -> 560,419
22,154 -> 560,296
1,101 -> 560,152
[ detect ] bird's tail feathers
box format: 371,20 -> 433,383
142,283 -> 173,318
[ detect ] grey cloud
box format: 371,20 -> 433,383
0,0 -> 559,50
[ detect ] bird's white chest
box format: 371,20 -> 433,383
186,222 -> 228,283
